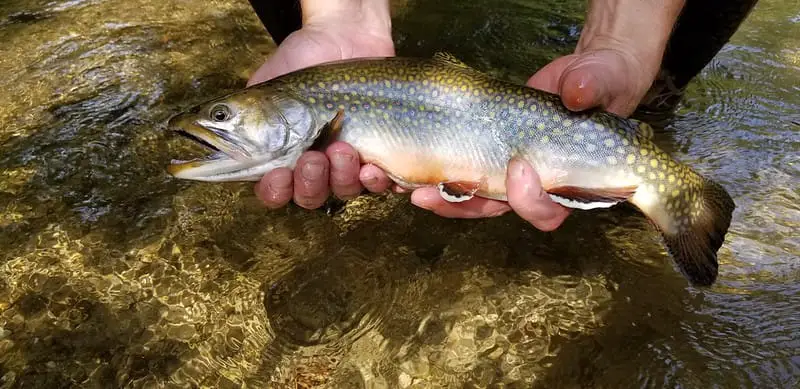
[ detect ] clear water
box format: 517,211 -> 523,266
0,0 -> 797,388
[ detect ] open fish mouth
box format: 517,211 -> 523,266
166,115 -> 253,178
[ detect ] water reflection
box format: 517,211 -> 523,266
0,0 -> 798,388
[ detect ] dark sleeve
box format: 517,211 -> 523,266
247,0 -> 303,45
661,0 -> 759,89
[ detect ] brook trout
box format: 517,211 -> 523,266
165,53 -> 735,286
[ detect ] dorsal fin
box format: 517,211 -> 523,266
432,52 -> 471,68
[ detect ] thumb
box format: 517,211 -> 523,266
557,50 -> 642,116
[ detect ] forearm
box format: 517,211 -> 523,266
579,0 -> 686,69
300,0 -> 392,37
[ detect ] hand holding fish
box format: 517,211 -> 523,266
245,0 -> 685,232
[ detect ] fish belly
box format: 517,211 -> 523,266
336,112 -> 512,200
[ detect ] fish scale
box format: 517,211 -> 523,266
166,53 -> 735,287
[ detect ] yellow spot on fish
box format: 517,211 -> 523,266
640,148 -> 649,156
541,135 -> 550,143
659,184 -> 665,193
331,83 -> 340,91
542,109 -> 550,116
308,97 -> 316,104
537,123 -> 545,130
473,90 -> 480,96
604,139 -> 615,148
649,172 -> 656,180
409,87 -> 416,94
658,172 -> 665,180
529,104 -> 537,112
607,156 -> 617,165
622,138 -> 630,146
460,85 -> 467,92
573,134 -> 584,142
596,124 -> 605,130
627,154 -> 636,164
616,147 -> 625,154
668,174 -> 675,183
650,159 -> 659,168
517,100 -> 525,109
563,119 -> 573,126
672,189 -> 680,197
637,165 -> 647,173
317,82 -> 326,88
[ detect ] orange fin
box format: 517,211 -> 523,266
438,181 -> 481,203
547,185 -> 637,210
311,109 -> 345,150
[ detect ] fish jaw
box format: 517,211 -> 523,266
167,148 -> 304,182
166,113 -> 307,182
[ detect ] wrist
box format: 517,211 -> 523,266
578,0 -> 686,73
300,0 -> 392,39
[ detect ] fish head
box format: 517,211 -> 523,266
166,87 -> 321,181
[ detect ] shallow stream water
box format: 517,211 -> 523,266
0,0 -> 798,388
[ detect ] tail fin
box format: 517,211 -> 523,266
658,176 -> 735,286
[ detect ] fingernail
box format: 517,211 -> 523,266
301,161 -> 325,180
361,172 -> 378,186
331,153 -> 353,170
510,158 -> 528,179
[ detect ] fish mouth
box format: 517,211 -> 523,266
166,115 -> 255,180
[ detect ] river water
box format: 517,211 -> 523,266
0,0 -> 797,388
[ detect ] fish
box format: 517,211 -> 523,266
165,53 -> 736,286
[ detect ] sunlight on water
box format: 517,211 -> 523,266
0,0 -> 798,388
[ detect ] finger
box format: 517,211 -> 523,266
325,141 -> 363,200
557,51 -> 640,116
410,187 -> 512,218
359,164 -> 393,193
255,167 -> 294,209
526,54 -> 580,94
292,151 -> 331,209
506,158 -> 571,231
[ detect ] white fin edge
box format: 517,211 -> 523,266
437,183 -> 475,203
548,194 -> 619,210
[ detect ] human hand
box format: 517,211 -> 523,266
251,0 -> 398,210
409,0 -> 687,229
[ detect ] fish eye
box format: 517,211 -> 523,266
209,104 -> 232,122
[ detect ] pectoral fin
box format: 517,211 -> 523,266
547,185 -> 638,210
438,181 -> 482,202
311,109 -> 345,150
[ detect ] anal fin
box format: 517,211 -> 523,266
438,181 -> 481,203
547,185 -> 637,210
